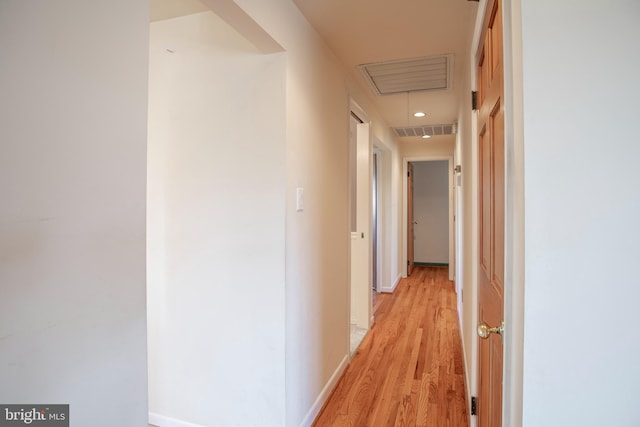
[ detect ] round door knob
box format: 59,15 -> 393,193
477,321 -> 504,339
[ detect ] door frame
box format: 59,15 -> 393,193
407,162 -> 414,276
348,98 -> 373,338
372,148 -> 382,294
402,156 -> 455,281
500,0 -> 525,425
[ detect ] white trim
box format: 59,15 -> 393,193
149,413 -> 206,427
402,156 -> 455,279
465,3 -> 488,425
373,147 -> 382,294
380,274 -> 401,293
502,1 -> 525,426
299,354 -> 350,427
350,98 -> 369,124
459,313 -> 475,427
348,96 -> 374,351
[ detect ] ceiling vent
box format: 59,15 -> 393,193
359,54 -> 453,96
393,124 -> 457,138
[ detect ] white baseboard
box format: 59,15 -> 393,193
380,274 -> 402,293
149,413 -> 205,427
299,354 -> 350,427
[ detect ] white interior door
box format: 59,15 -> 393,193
350,118 -> 371,330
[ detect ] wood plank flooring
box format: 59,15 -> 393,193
313,267 -> 469,427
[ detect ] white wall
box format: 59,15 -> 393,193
412,161 -> 449,264
374,125 -> 404,294
373,139 -> 401,293
520,1 -> 640,426
279,9 -> 353,425
365,107 -> 403,295
225,2 -> 403,425
147,12 -> 286,426
0,1 -> 149,426
400,138 -> 455,159
147,2 -> 403,425
378,145 -> 398,290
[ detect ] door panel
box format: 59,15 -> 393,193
350,118 -> 371,330
480,126 -> 490,277
477,0 -> 505,425
491,102 -> 505,290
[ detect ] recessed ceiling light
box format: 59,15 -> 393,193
413,112 -> 426,117
422,134 -> 431,139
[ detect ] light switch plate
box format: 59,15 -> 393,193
296,188 -> 304,212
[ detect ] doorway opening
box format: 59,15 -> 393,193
403,157 -> 455,281
349,103 -> 372,356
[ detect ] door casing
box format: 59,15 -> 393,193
402,156 -> 455,281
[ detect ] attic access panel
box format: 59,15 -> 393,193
359,54 -> 453,96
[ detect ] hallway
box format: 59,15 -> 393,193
314,267 -> 468,426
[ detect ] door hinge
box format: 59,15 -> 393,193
472,91 -> 478,111
471,396 -> 478,416
407,260 -> 410,266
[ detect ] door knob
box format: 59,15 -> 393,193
477,320 -> 504,339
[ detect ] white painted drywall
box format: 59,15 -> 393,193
223,2 -> 403,425
143,2 -> 405,424
520,1 -> 640,425
363,108 -> 402,295
399,138 -> 455,158
0,1 -> 149,426
412,161 -> 450,264
375,141 -> 400,293
147,11 -> 286,426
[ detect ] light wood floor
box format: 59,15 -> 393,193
313,267 -> 469,426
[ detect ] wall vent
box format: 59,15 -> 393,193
359,54 -> 453,96
393,124 -> 456,138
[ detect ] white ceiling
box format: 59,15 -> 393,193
150,0 -> 478,138
293,0 -> 478,133
149,0 -> 208,22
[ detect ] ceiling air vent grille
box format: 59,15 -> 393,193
359,54 -> 453,96
393,124 -> 456,138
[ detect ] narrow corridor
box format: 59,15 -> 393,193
314,267 -> 468,426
